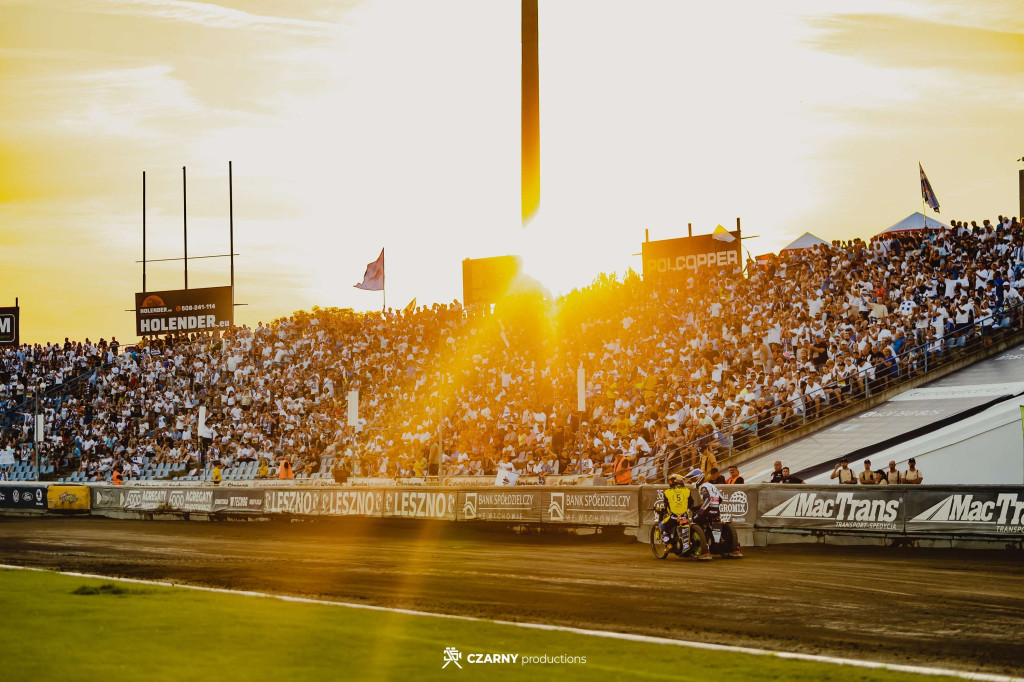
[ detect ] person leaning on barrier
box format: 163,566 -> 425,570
707,467 -> 726,485
831,457 -> 857,484
257,458 -> 269,479
858,459 -> 876,485
884,460 -> 901,484
768,460 -> 784,483
211,462 -> 222,486
779,467 -> 804,484
903,458 -> 923,484
725,465 -> 744,484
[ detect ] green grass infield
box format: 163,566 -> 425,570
0,568 -> 962,681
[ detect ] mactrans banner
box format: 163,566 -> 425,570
904,487 -> 1024,536
758,487 -> 905,533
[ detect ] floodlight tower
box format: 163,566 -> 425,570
522,0 -> 540,224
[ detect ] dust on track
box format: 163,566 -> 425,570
1,516 -> 1022,676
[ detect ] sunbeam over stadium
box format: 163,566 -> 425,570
2,1 -> 1024,681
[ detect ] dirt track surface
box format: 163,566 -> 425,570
1,517 -> 1022,676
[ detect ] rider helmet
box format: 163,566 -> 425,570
667,473 -> 685,488
685,468 -> 705,486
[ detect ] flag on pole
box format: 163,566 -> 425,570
354,249 -> 385,291
920,163 -> 940,213
403,297 -> 417,313
712,225 -> 736,242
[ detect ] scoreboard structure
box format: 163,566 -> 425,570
462,256 -> 522,307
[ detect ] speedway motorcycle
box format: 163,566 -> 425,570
650,500 -> 707,560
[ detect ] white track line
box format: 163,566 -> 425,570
1,564 -> 1017,682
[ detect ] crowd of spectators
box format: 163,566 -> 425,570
1,214 -> 1022,485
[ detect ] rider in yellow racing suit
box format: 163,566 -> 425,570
659,473 -> 710,559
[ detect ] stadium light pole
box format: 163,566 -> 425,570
522,0 -> 540,224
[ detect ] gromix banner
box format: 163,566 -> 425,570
135,286 -> 233,336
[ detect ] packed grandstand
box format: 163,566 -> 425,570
2,214 -> 1023,486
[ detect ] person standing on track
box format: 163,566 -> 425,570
768,460 -> 784,483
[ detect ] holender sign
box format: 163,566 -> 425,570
135,286 -> 233,336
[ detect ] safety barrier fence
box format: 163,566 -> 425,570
3,482 -> 1023,539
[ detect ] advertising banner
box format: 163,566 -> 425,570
123,487 -> 213,513
757,486 -> 905,533
641,233 -> 742,281
263,488 -> 384,517
0,306 -> 18,347
135,286 -> 233,336
46,485 -> 90,511
211,489 -> 265,514
92,486 -> 127,510
0,484 -> 47,510
384,489 -> 458,520
542,489 -> 638,525
458,490 -> 542,522
904,487 -> 1024,536
639,486 -> 756,527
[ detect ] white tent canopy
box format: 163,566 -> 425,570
780,232 -> 828,252
877,212 -> 952,235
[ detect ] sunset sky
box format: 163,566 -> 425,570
2,0 -> 1022,344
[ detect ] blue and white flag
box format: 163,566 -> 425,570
919,163 -> 940,213
354,248 -> 384,291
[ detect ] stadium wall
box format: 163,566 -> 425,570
4,483 -> 1023,548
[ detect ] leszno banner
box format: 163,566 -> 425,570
758,487 -> 904,532
542,489 -> 637,525
263,488 -> 383,516
904,488 -> 1024,535
384,489 -> 458,520
135,286 -> 233,336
